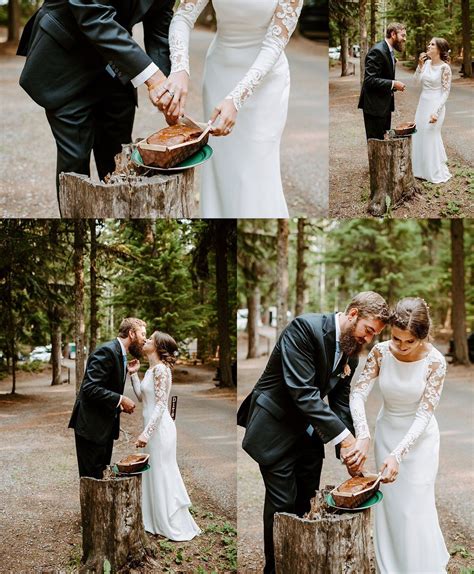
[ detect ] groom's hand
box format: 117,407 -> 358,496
393,81 -> 406,92
121,396 -> 136,414
146,70 -> 167,109
339,433 -> 356,463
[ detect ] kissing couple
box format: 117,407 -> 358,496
69,318 -> 200,541
238,292 -> 449,573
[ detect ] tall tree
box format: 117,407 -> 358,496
74,220 -> 86,392
7,0 -> 20,43
295,219 -> 307,317
461,0 -> 472,77
359,0 -> 368,83
276,220 -> 289,337
370,0 -> 377,46
450,220 -> 469,364
89,220 -> 99,353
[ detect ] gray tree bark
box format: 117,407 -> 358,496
276,220 -> 289,338
450,220 -> 469,364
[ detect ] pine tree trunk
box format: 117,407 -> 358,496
79,476 -> 148,573
7,0 -> 20,43
51,319 -> 62,386
340,23 -> 349,77
215,222 -> 233,388
370,0 -> 377,47
359,0 -> 368,85
247,284 -> 260,359
274,489 -> 372,574
89,220 -> 99,354
367,137 -> 420,216
450,220 -> 469,364
295,219 -> 307,317
276,220 -> 289,338
461,0 -> 472,77
74,220 -> 86,393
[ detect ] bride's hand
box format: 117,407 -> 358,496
135,433 -> 148,448
127,359 -> 140,374
163,71 -> 190,122
418,52 -> 427,67
380,455 -> 399,483
209,99 -> 237,136
429,114 -> 438,124
345,437 -> 370,470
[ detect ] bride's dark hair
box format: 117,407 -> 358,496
390,297 -> 432,340
152,331 -> 179,368
433,37 -> 450,63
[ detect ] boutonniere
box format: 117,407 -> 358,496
338,363 -> 352,379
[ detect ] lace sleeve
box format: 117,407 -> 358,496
169,0 -> 210,75
413,63 -> 423,84
349,345 -> 382,439
130,373 -> 142,402
434,64 -> 451,118
391,356 -> 446,463
226,0 -> 303,110
142,364 -> 169,441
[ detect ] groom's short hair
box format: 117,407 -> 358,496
386,23 -> 406,38
118,318 -> 147,338
345,292 -> 390,323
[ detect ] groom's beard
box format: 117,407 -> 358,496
393,39 -> 405,53
128,340 -> 144,359
339,322 -> 365,357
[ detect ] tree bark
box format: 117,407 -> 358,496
89,220 -> 99,354
215,222 -> 233,388
295,219 -> 307,317
80,476 -> 148,573
276,220 -> 289,338
461,0 -> 472,78
340,22 -> 349,77
450,220 -> 469,364
274,489 -> 372,574
367,137 -> 420,216
74,220 -> 86,393
51,318 -> 62,386
7,0 -> 20,43
247,283 -> 260,359
359,0 -> 368,85
370,0 -> 377,47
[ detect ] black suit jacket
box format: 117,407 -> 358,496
237,314 -> 358,467
17,0 -> 174,110
358,40 -> 396,117
68,339 -> 126,446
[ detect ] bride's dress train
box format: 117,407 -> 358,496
350,341 -> 449,573
132,364 -> 200,541
411,61 -> 452,183
169,0 -> 303,218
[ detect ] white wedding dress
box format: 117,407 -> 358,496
350,341 -> 449,574
131,364 -> 200,541
411,61 -> 452,183
169,0 -> 303,218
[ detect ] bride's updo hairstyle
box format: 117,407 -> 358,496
152,331 -> 179,368
390,297 -> 432,341
433,38 -> 450,63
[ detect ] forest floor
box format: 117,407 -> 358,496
329,60 -> 474,219
0,27 -> 327,218
0,362 -> 237,573
237,333 -> 474,573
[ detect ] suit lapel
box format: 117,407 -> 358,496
112,338 -> 125,389
322,314 -> 336,389
382,40 -> 395,78
326,352 -> 348,395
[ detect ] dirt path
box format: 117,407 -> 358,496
0,363 -> 236,572
329,61 -> 474,218
237,337 -> 474,573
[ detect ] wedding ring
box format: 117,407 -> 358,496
166,89 -> 175,98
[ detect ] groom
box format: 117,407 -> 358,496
237,292 -> 389,574
17,0 -> 174,210
358,23 -> 407,140
68,317 -> 147,479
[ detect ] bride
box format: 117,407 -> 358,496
411,38 -> 452,184
155,0 -> 303,218
128,331 -> 200,541
347,297 -> 449,573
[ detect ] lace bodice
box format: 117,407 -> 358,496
131,363 -> 172,441
169,0 -> 303,110
349,341 -> 446,463
414,61 -> 451,118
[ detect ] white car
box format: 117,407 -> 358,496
29,345 -> 51,363
329,47 -> 341,60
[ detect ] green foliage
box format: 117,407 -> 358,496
18,360 -> 45,373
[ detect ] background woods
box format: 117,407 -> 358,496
0,219 -> 237,394
237,218 -> 473,364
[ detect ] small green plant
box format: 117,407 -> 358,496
441,201 -> 463,217
103,558 -> 111,574
18,360 -> 45,373
450,545 -> 473,559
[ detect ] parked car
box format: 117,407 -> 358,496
29,345 -> 51,363
329,46 -> 341,60
299,0 -> 328,41
352,44 -> 361,58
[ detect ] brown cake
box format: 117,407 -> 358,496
147,124 -> 203,147
336,476 -> 377,494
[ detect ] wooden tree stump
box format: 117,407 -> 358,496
273,487 -> 373,574
59,144 -> 197,217
79,475 -> 148,573
367,136 -> 420,216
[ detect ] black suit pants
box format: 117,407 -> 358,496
45,72 -> 135,213
363,112 -> 392,140
75,432 -> 114,479
259,432 -> 324,574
